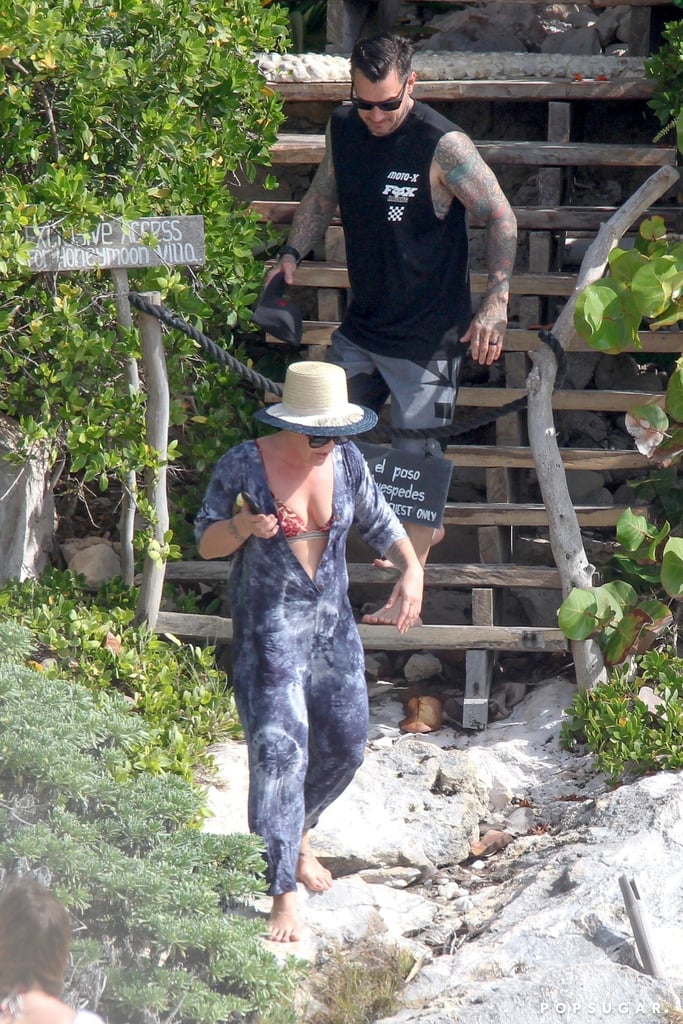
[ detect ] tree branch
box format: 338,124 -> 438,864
9,57 -> 61,162
527,164 -> 681,689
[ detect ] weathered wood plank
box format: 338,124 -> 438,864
154,611 -> 568,650
446,445 -> 649,470
271,323 -> 683,354
290,263 -> 578,296
162,561 -> 563,587
456,387 -> 665,411
250,201 -> 683,233
271,79 -> 655,103
443,503 -> 644,527
410,0 -> 668,5
271,135 -> 675,168
489,330 -> 683,353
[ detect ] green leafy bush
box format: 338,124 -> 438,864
0,620 -> 301,1024
561,646 -> 683,783
0,0 -> 289,544
0,570 -> 241,778
573,216 -> 683,355
645,18 -> 683,149
557,508 -> 682,667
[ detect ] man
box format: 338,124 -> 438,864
268,33 -> 517,626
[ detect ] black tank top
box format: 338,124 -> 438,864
330,100 -> 472,360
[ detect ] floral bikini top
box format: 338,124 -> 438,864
274,498 -> 333,544
255,441 -> 332,544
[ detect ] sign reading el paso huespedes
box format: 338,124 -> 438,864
26,215 -> 205,272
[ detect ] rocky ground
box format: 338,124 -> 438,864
203,668 -> 683,1024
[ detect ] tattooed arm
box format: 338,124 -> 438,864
267,121 -> 339,287
433,131 -> 517,365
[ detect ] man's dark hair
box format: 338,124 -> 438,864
350,34 -> 413,83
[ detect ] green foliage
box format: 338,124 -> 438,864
557,508 -> 681,667
574,217 -> 683,355
574,215 -> 683,474
0,0 -> 290,538
0,620 -> 302,1024
0,570 -> 241,778
561,647 -> 683,783
645,19 -> 683,144
626,465 -> 683,527
277,0 -> 328,53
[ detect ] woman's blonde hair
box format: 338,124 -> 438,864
0,877 -> 71,998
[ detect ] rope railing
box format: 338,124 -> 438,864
127,291 -> 567,443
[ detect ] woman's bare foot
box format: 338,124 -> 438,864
296,834 -> 333,892
268,891 -> 305,942
361,601 -> 423,627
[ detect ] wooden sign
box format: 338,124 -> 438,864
357,442 -> 453,528
26,215 -> 205,272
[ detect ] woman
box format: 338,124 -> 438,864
0,876 -> 103,1024
195,361 -> 423,942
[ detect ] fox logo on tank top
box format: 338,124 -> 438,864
382,172 -> 420,221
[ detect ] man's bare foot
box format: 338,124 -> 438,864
268,891 -> 305,942
296,835 -> 333,891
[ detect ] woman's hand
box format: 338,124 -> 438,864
238,509 -> 279,541
384,564 -> 424,633
198,509 -> 279,559
361,536 -> 424,632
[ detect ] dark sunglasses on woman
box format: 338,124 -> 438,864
307,435 -> 351,449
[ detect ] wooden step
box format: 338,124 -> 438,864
163,561 -> 563,588
446,446 -> 649,470
251,200 -> 683,234
443,502 -> 643,526
154,611 -> 568,651
455,387 -> 665,412
271,134 -> 677,168
417,0 -> 669,4
421,0 -> 670,5
271,323 -> 683,354
290,262 -> 578,296
263,383 -> 664,413
271,79 -> 655,103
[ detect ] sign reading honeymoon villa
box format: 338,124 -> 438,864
26,215 -> 205,272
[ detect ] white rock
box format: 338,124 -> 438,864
404,652 -> 443,683
257,51 -> 645,83
65,542 -> 121,586
202,677 -> 683,1022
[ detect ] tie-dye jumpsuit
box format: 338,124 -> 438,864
195,439 -> 407,895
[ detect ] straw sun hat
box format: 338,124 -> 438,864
254,361 -> 378,436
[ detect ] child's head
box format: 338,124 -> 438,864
0,876 -> 72,998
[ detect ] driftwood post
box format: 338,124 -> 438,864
527,164 -> 680,690
134,292 -> 169,630
0,414 -> 55,584
111,267 -> 139,586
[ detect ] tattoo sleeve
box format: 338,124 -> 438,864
288,122 -> 339,257
436,131 -> 517,309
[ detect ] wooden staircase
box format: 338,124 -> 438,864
155,19 -> 681,728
